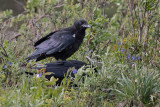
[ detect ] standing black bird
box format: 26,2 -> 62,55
26,19 -> 90,61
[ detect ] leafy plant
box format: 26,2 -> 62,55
0,0 -> 159,106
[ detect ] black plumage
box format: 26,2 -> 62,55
41,60 -> 87,84
26,19 -> 90,61
25,60 -> 88,85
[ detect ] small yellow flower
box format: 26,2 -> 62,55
0,96 -> 5,102
114,44 -> 118,51
2,74 -> 6,80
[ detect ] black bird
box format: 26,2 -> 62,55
25,60 -> 88,85
26,19 -> 90,61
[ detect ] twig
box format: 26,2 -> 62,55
35,14 -> 47,22
0,44 -> 8,57
86,56 -> 102,65
54,4 -> 64,9
144,12 -> 149,51
80,0 -> 84,9
1,34 -> 6,45
127,0 -> 135,36
101,40 -> 111,51
10,33 -> 21,40
92,1 -> 99,20
13,0 -> 25,8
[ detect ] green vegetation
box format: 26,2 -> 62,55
0,0 -> 160,106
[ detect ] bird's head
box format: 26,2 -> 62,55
73,19 -> 90,30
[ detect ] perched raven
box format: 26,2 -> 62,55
25,60 -> 89,85
26,19 -> 90,61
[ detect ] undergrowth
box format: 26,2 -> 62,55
0,0 -> 159,106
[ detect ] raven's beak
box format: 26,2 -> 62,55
82,24 -> 91,28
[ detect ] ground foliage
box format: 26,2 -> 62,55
0,0 -> 160,106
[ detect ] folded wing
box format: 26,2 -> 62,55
26,31 -> 75,61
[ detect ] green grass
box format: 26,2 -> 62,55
0,0 -> 160,106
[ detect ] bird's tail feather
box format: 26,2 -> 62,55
26,51 -> 41,61
26,55 -> 39,61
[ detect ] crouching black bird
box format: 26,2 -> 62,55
26,19 -> 90,62
25,60 -> 94,85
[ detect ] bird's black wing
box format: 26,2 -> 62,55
34,31 -> 75,56
34,30 -> 59,47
